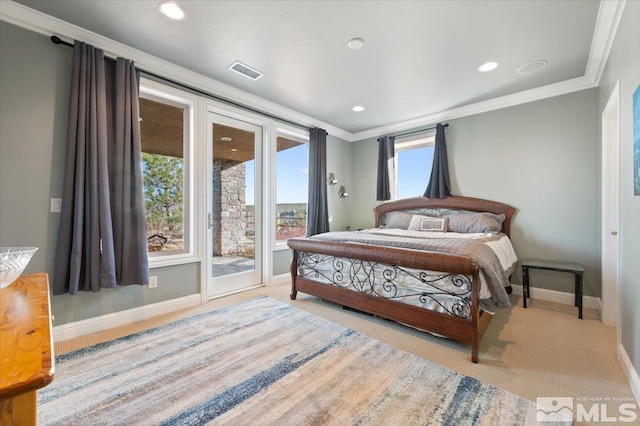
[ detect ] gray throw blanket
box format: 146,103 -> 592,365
310,230 -> 512,308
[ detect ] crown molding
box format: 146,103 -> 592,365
0,0 -> 352,141
0,0 -> 627,143
585,0 -> 628,85
351,76 -> 597,141
352,0 -> 626,142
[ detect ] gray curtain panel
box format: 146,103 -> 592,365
53,41 -> 148,295
376,136 -> 395,201
106,58 -> 149,286
424,123 -> 452,199
306,128 -> 330,236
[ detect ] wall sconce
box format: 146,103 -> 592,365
328,172 -> 338,185
338,186 -> 349,198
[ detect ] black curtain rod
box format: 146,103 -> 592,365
391,123 -> 448,139
50,36 -> 312,132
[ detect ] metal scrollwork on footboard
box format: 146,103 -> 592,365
297,251 -> 472,319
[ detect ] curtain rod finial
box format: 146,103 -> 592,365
50,35 -> 74,48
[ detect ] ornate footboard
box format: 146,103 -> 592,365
288,239 -> 489,363
287,195 -> 516,363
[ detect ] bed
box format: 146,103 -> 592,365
287,195 -> 517,363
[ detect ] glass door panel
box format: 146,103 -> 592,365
207,112 -> 262,297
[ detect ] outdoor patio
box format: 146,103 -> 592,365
212,255 -> 254,277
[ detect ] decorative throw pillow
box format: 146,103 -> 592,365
382,211 -> 413,229
408,215 -> 449,232
445,212 -> 505,233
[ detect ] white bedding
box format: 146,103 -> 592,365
477,235 -> 518,306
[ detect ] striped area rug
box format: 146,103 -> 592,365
39,297 -> 536,425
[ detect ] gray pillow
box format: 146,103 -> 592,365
382,211 -> 413,229
408,215 -> 449,232
445,212 -> 505,233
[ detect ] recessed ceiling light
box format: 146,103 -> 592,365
348,38 -> 365,50
221,137 -> 232,141
477,61 -> 499,72
352,105 -> 365,112
517,60 -> 548,74
230,148 -> 238,152
159,1 -> 185,20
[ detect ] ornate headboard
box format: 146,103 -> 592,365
373,196 -> 516,237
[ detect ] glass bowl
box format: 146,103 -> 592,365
0,247 -> 38,289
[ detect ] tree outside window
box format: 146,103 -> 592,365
142,153 -> 184,251
139,94 -> 188,254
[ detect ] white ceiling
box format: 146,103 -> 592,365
7,1 -> 609,136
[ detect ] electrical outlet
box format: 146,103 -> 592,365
50,198 -> 62,213
148,276 -> 158,289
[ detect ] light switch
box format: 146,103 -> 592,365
50,198 -> 62,213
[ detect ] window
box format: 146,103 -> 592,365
139,82 -> 196,266
274,127 -> 309,245
395,135 -> 435,199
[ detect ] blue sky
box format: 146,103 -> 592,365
244,143 -> 308,205
245,160 -> 255,205
397,146 -> 434,199
276,144 -> 308,203
245,144 -> 433,205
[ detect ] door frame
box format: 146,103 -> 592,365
204,102 -> 270,299
601,79 -> 620,332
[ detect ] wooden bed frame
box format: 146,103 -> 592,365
288,195 -> 516,363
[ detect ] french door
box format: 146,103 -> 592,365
206,111 -> 263,297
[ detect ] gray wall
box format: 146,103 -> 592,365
351,89 -> 601,297
598,0 -> 640,375
0,22 -> 199,326
3,4 -> 634,377
272,250 -> 293,277
326,134 -> 353,232
0,22 -> 353,318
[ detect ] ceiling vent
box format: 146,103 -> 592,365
228,61 -> 264,81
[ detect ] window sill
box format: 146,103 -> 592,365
148,253 -> 200,269
273,243 -> 293,252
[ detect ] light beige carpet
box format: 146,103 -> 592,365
55,283 -> 635,415
42,297 -> 537,425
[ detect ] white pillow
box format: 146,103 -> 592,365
408,215 -> 449,232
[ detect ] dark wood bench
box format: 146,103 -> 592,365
521,259 -> 584,319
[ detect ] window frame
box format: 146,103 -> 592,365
139,79 -> 199,269
394,133 -> 435,200
272,125 -> 310,250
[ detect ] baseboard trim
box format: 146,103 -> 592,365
52,294 -> 202,342
510,284 -> 602,312
56,273 -> 292,342
618,343 -> 640,404
268,273 -> 291,286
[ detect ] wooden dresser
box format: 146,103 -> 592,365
0,273 -> 55,425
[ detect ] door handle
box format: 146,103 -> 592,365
611,231 -> 618,235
